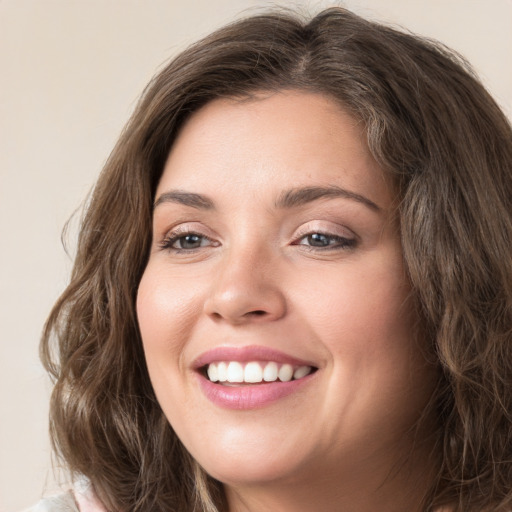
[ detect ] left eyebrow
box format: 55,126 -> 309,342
275,185 -> 381,212
153,190 -> 215,210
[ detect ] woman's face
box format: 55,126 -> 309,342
137,91 -> 435,491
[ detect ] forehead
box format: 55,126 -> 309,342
158,91 -> 393,210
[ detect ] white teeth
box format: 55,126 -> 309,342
293,366 -> 311,379
217,362 -> 228,382
205,361 -> 313,384
263,362 -> 278,382
244,362 -> 263,383
227,361 -> 244,382
207,363 -> 218,382
278,364 -> 293,382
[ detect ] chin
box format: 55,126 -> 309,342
184,426 -> 315,487
202,456 -> 306,488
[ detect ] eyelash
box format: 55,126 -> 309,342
159,231 -> 218,252
159,229 -> 357,253
292,231 -> 357,251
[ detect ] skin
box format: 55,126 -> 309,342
136,91 -> 438,512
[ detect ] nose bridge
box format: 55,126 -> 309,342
203,236 -> 286,324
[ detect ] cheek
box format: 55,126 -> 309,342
136,267 -> 203,368
136,267 -> 204,430
292,249 -> 429,414
295,253 -> 414,359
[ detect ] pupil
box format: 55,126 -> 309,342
182,235 -> 201,248
309,233 -> 329,246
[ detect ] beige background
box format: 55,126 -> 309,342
1,1 -> 511,510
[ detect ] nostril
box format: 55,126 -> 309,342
249,310 -> 267,317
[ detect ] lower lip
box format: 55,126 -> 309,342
197,373 -> 315,410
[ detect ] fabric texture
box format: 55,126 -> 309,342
21,492 -> 78,512
22,479 -> 106,512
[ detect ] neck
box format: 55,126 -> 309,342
224,427 -> 440,512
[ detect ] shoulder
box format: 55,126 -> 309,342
22,479 -> 107,512
21,491 -> 79,512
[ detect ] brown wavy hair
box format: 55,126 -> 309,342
41,7 -> 512,512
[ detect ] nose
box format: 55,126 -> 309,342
203,246 -> 287,325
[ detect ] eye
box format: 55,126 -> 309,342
173,234 -> 209,250
159,231 -> 218,252
294,232 -> 356,250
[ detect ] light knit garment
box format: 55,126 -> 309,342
22,479 -> 106,512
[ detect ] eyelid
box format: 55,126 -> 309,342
292,221 -> 357,242
157,223 -> 220,251
158,221 -> 215,240
289,221 -> 360,253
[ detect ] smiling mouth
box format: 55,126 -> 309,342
203,361 -> 317,385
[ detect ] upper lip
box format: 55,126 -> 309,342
192,345 -> 318,370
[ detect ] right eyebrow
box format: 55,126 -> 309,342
275,185 -> 381,212
153,190 -> 215,211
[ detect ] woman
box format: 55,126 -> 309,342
34,6 -> 511,512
